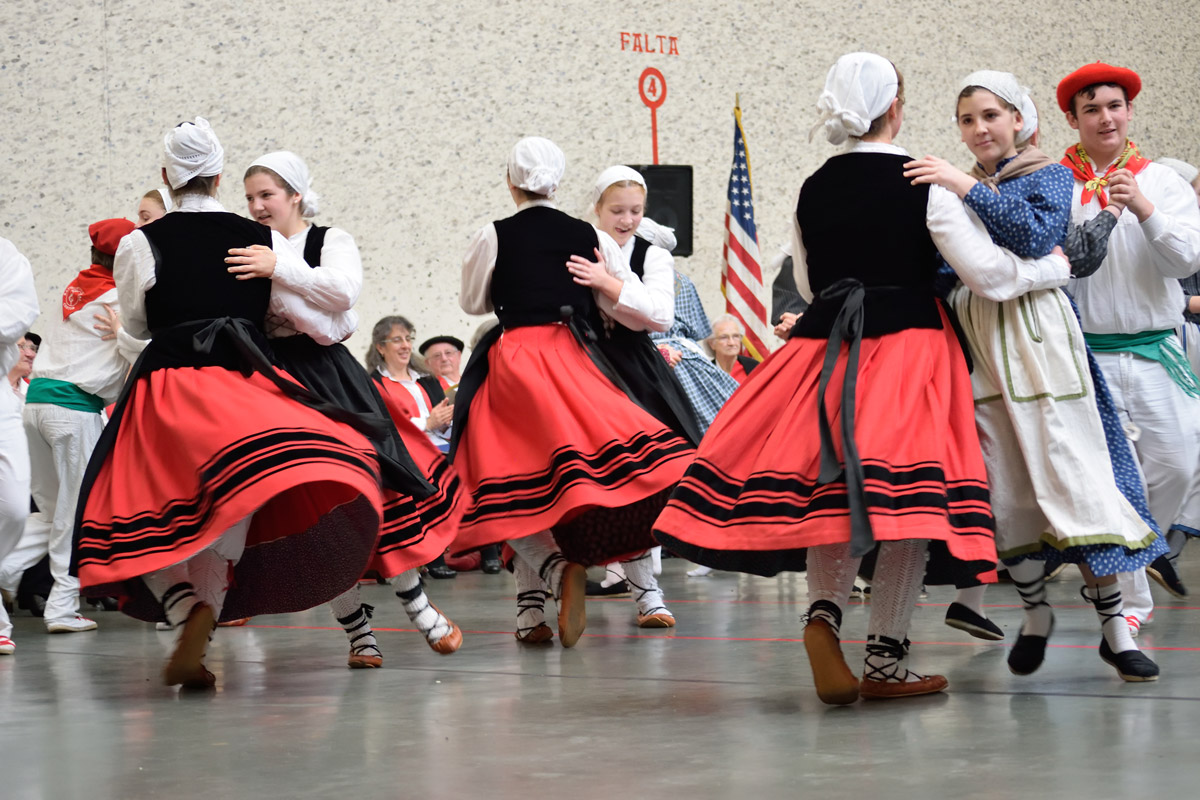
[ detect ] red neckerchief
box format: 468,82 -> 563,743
62,265 -> 115,320
1061,139 -> 1152,208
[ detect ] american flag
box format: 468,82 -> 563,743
720,104 -> 770,360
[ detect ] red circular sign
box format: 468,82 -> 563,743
639,67 -> 667,110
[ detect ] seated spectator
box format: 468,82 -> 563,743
366,316 -> 453,452
419,335 -> 465,391
709,314 -> 758,385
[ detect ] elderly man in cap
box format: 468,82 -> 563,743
0,219 -> 145,635
419,335 -> 464,391
1059,62 -> 1200,633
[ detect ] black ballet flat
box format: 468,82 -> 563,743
1007,615 -> 1055,676
1099,638 -> 1160,682
945,602 -> 1004,641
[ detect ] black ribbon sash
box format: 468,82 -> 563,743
808,279 -> 874,558
71,316 -> 390,574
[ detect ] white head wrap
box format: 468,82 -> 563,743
249,151 -> 321,218
810,53 -> 899,145
592,165 -> 647,205
154,187 -> 174,212
507,137 -> 566,196
1158,158 -> 1199,184
1015,92 -> 1039,145
163,117 -> 225,190
957,70 -> 1026,114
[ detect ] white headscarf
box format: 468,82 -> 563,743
592,165 -> 646,205
1015,92 -> 1039,145
249,151 -> 321,218
811,52 -> 899,145
163,117 -> 224,190
958,70 -> 1026,113
155,187 -> 174,212
507,137 -> 566,196
1158,157 -> 1199,184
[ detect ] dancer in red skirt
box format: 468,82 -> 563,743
452,136 -> 694,647
239,152 -> 460,666
655,54 -> 1070,704
72,118 -> 386,688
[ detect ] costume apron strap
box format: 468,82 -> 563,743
813,278 -> 875,558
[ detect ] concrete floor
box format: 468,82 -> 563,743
1,554 -> 1196,800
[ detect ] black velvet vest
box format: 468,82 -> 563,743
491,206 -> 599,327
303,225 -> 329,268
794,152 -> 941,338
141,211 -> 274,333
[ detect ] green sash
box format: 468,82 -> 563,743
1084,330 -> 1200,398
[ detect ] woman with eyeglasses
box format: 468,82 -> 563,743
708,314 -> 758,385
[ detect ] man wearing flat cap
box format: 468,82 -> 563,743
419,335 -> 464,391
1058,62 -> 1200,628
0,219 -> 147,635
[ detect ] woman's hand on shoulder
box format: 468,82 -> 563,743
903,156 -> 977,198
773,312 -> 799,339
226,244 -> 277,279
93,303 -> 122,340
566,248 -> 623,299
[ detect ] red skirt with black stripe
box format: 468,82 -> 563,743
654,311 -> 996,577
451,324 -> 694,563
370,378 -> 463,576
75,366 -> 385,622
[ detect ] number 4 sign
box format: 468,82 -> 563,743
639,67 -> 667,165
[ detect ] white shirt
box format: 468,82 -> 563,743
267,225 -> 363,338
460,199 -> 673,332
114,195 -> 358,346
0,237 -> 39,378
619,236 -> 675,327
791,141 -> 1069,304
1067,161 -> 1200,334
29,284 -> 144,403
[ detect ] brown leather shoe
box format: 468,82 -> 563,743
804,618 -> 860,705
515,623 -> 555,644
163,603 -> 217,689
637,613 -> 676,628
557,562 -> 587,648
347,651 -> 383,669
860,673 -> 948,700
425,603 -> 463,655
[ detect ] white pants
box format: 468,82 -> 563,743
4,403 -> 104,625
0,389 -> 30,639
1093,351 -> 1200,622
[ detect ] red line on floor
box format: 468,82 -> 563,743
236,624 -> 1200,650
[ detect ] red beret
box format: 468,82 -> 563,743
1057,62 -> 1141,113
88,218 -> 136,256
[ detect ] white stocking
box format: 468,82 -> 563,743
805,542 -> 862,635
623,551 -> 671,619
866,540 -> 927,643
506,532 -> 566,597
329,585 -> 379,658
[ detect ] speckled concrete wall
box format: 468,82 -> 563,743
4,1 -> 1198,356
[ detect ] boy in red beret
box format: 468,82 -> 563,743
1058,62 -> 1200,635
0,219 -> 145,634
